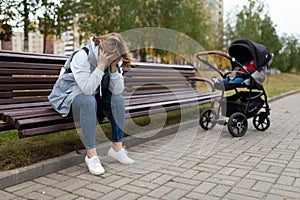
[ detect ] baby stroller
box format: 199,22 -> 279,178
197,39 -> 273,137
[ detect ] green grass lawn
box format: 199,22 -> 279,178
264,73 -> 300,97
0,106 -> 205,171
1,73 -> 300,171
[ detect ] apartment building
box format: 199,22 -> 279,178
205,0 -> 224,49
206,0 -> 223,28
12,31 -> 42,53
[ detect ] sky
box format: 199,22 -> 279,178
223,0 -> 300,36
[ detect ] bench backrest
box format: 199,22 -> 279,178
124,62 -> 196,95
0,51 -> 197,105
0,50 -> 65,105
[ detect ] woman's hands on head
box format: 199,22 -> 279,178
110,57 -> 121,73
97,48 -> 120,71
93,33 -> 133,71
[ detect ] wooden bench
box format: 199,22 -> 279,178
0,50 -> 221,138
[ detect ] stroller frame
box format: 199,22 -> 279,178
197,41 -> 272,137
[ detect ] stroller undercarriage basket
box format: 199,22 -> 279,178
220,91 -> 264,118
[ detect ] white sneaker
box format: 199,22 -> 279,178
85,156 -> 105,175
108,147 -> 135,165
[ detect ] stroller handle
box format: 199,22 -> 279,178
196,50 -> 232,78
196,50 -> 231,62
196,50 -> 250,78
196,50 -> 243,65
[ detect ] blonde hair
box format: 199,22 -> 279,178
93,33 -> 134,68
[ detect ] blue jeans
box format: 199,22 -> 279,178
72,92 -> 125,149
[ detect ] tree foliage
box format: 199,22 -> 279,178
74,0 -> 209,62
2,0 -> 300,71
0,0 -> 40,51
224,0 -> 300,72
0,0 -> 72,52
1,0 -> 211,61
225,0 -> 281,53
277,35 -> 300,72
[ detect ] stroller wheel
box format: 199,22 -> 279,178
228,112 -> 248,137
253,112 -> 270,131
199,109 -> 217,130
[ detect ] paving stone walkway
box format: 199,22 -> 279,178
1,93 -> 300,200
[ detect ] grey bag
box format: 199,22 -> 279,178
48,73 -> 75,117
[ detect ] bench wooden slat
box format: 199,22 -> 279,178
0,50 -> 67,64
7,110 -> 58,124
124,86 -> 193,93
0,61 -> 63,70
124,68 -> 195,75
2,107 -> 53,121
124,89 -> 193,99
16,115 -> 73,129
124,77 -> 189,83
0,68 -> 60,76
130,62 -> 195,70
126,91 -> 217,107
0,76 -> 57,84
124,71 -> 195,77
20,122 -> 75,137
126,98 -> 213,119
123,88 -> 189,96
2,107 -> 53,117
125,83 -> 190,88
0,91 -> 51,99
0,123 -> 16,131
0,97 -> 48,106
0,84 -> 55,91
127,92 -> 220,111
0,104 -> 51,121
0,92 -> 13,98
0,101 -> 50,110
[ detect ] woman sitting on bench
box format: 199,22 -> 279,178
49,33 -> 135,175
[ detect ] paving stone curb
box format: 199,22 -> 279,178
268,88 -> 300,102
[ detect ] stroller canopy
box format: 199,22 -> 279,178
228,39 -> 272,71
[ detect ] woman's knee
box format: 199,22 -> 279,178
73,94 -> 96,110
85,95 -> 97,107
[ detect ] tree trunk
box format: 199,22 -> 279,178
23,0 -> 29,52
43,32 -> 47,53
